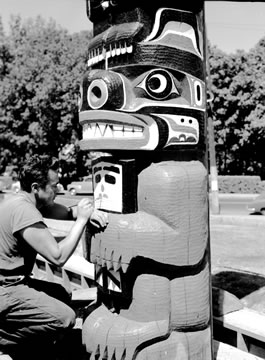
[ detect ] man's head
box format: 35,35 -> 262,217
19,155 -> 60,207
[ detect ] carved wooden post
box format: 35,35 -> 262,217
79,1 -> 212,358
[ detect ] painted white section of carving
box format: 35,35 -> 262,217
83,123 -> 144,139
93,161 -> 123,213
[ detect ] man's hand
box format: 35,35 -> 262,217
76,199 -> 109,230
90,209 -> 109,229
76,198 -> 94,222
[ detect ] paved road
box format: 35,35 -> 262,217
210,214 -> 265,310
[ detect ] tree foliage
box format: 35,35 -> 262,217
209,40 -> 265,179
0,15 -> 92,182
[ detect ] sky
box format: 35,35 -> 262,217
1,0 -> 265,54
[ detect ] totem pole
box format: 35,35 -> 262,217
79,1 -> 212,358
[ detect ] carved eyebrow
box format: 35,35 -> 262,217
94,165 -> 120,173
94,166 -> 102,173
103,166 -> 120,173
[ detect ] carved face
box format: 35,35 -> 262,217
79,7 -> 205,151
93,161 -> 123,212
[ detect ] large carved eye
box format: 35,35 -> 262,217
137,69 -> 179,100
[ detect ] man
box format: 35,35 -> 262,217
0,155 -> 108,360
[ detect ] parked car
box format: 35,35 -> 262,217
247,193 -> 265,215
56,183 -> 66,195
0,176 -> 13,191
0,180 -> 5,192
11,180 -> 20,193
66,176 -> 93,196
0,175 -> 20,193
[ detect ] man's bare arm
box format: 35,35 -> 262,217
20,198 -> 108,266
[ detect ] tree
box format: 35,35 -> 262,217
240,38 -> 265,179
209,46 -> 245,174
0,16 -> 14,171
0,15 -> 92,180
208,39 -> 265,179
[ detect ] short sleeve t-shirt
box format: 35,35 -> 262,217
0,192 -> 45,277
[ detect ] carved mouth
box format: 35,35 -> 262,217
87,41 -> 133,67
79,110 -> 159,150
87,22 -> 142,67
83,122 -> 144,139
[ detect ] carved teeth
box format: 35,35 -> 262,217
104,125 -> 113,137
106,259 -> 113,270
107,278 -> 121,292
116,45 -> 121,56
113,257 -> 122,272
98,124 -> 106,134
83,123 -> 143,139
107,346 -> 115,359
121,46 -> 126,55
121,262 -> 129,273
111,45 -> 116,57
127,45 -> 133,53
87,42 -> 133,67
112,124 -> 123,131
98,274 -> 103,286
124,125 -> 132,132
101,258 -> 107,268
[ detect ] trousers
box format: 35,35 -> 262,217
0,276 -> 76,357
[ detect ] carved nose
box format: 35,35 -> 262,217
86,70 -> 124,110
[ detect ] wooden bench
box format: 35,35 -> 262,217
33,254 -> 97,309
214,308 -> 265,358
214,340 -> 265,359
